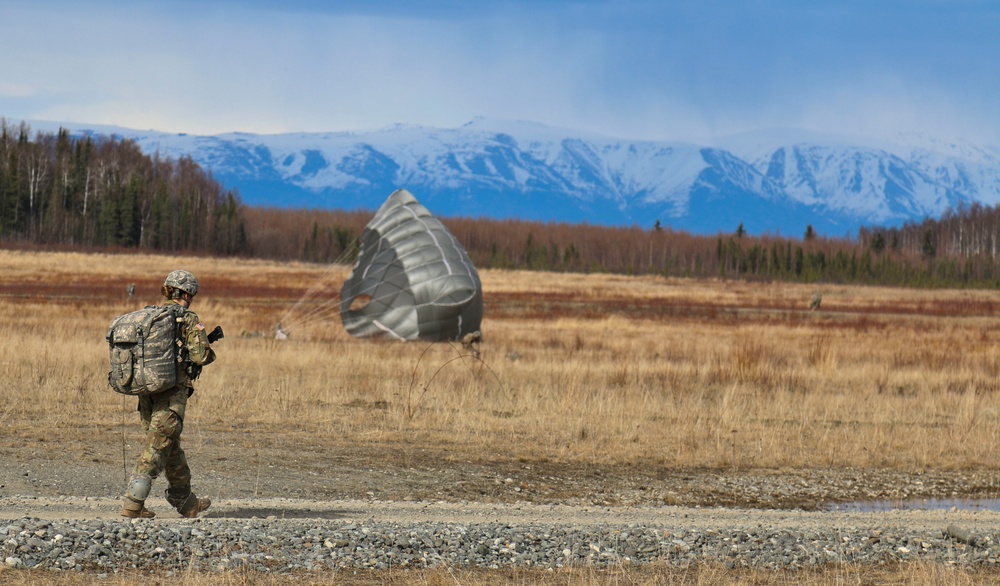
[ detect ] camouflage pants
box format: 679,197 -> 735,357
133,386 -> 192,510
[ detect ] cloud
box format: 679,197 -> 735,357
1,1 -> 998,144
0,82 -> 41,99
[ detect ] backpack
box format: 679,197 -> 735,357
106,304 -> 187,396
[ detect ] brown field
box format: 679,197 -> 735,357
3,563 -> 1000,586
3,248 -> 1000,585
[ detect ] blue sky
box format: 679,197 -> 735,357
2,0 -> 998,143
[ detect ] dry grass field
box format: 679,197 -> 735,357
5,248 -> 1000,472
3,248 -> 1000,585
4,563 -> 1000,586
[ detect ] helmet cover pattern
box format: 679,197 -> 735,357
164,269 -> 199,296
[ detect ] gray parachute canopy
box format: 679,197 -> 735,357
340,189 -> 483,341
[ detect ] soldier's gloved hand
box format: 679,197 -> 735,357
207,325 -> 224,343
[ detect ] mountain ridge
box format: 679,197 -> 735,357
21,117 -> 1000,237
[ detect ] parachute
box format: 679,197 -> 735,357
340,189 -> 483,341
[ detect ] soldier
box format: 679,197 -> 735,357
120,270 -> 217,519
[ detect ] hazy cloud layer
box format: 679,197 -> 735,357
2,0 -> 998,143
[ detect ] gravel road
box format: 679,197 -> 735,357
3,495 -> 1000,572
5,430 -> 1000,573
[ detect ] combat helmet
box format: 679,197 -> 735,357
163,269 -> 199,298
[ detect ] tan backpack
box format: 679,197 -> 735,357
106,305 -> 186,396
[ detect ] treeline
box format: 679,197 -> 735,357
242,206 -> 1000,288
6,121 -> 1000,288
0,119 -> 245,254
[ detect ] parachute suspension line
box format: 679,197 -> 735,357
443,339 -> 510,404
282,259 -> 343,318
120,393 -> 129,484
278,288 -> 340,335
404,342 -> 509,420
282,291 -> 338,327
277,247 -> 358,335
283,249 -> 352,317
284,305 -> 343,334
281,229 -> 424,334
405,343 -> 441,420
281,282 -> 346,330
287,298 -> 342,322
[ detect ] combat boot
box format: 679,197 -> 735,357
177,494 -> 212,518
120,497 -> 156,519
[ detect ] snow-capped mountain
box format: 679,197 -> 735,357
26,118 -> 1000,237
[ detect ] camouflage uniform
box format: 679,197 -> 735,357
122,297 -> 216,518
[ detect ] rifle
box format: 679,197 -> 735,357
207,325 -> 224,343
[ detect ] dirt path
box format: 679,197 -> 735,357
5,428 -> 1000,541
5,439 -> 1000,570
5,427 -> 1000,510
2,495 -> 998,544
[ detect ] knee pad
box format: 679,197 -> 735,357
151,410 -> 183,439
126,474 -> 153,501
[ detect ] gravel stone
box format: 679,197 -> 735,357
1,509 -> 998,574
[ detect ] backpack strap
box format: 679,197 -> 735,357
166,304 -> 187,366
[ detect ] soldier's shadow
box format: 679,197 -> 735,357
212,507 -> 351,520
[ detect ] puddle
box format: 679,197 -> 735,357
827,498 -> 1000,513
